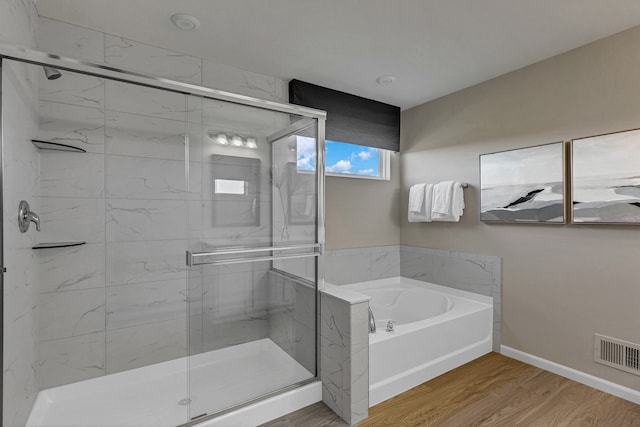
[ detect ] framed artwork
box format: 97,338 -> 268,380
572,128 -> 640,224
480,142 -> 566,223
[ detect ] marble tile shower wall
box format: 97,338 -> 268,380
36,17 -> 287,101
400,245 -> 502,350
1,1 -> 40,426
37,72 -> 192,388
189,263 -> 271,357
34,17 -> 289,388
266,270 -> 316,374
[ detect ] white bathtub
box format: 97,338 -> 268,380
344,276 -> 493,406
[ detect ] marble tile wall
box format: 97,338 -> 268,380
1,1 -> 40,426
36,17 -> 287,101
189,262 -> 270,355
267,270 -> 316,374
320,291 -> 369,424
36,71 -> 194,385
325,245 -> 400,285
400,245 -> 502,350
33,16 -> 294,388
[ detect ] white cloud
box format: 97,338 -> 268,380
357,150 -> 373,160
357,169 -> 375,176
297,156 -> 312,169
327,159 -> 352,173
297,137 -> 316,157
296,136 -> 316,170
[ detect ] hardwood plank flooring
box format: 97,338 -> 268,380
261,352 -> 640,427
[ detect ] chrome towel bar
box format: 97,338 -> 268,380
186,243 -> 321,266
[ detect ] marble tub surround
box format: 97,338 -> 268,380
320,286 -> 370,425
400,245 -> 502,350
325,245 -> 400,285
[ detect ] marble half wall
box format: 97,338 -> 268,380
400,245 -> 502,350
320,287 -> 369,425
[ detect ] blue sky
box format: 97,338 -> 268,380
297,138 -> 379,176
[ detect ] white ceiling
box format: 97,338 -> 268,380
35,0 -> 640,109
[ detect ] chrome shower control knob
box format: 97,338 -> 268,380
18,200 -> 41,233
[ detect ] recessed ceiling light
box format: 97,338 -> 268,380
170,13 -> 200,31
376,75 -> 396,85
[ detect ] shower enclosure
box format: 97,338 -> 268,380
1,45 -> 325,427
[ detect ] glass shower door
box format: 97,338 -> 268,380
3,60 -> 193,426
186,96 -> 320,421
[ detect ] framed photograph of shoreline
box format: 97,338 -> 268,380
572,128 -> 640,224
480,142 -> 566,224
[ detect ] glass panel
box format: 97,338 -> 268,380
186,96 -> 318,419
4,62 -> 191,426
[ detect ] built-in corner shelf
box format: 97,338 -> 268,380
32,242 -> 86,250
31,139 -> 86,153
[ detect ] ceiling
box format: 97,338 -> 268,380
35,0 -> 640,110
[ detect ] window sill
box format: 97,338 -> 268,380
326,172 -> 390,181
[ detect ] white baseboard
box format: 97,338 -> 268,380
501,345 -> 640,405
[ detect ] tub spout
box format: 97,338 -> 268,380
368,306 -> 376,333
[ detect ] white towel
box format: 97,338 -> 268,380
424,184 -> 434,219
408,184 -> 426,213
452,182 -> 465,218
432,181 -> 455,217
432,181 -> 465,222
408,184 -> 434,222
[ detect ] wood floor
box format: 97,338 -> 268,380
261,352 -> 640,427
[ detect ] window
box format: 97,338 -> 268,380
214,179 -> 246,195
296,137 -> 391,180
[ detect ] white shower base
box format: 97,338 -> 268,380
26,339 -> 314,427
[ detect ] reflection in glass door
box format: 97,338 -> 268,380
186,96 -> 320,421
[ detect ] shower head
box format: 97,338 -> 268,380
43,66 -> 62,80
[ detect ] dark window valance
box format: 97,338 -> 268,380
289,79 -> 400,152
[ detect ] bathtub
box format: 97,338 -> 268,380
344,276 -> 493,406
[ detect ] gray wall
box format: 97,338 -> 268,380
401,25 -> 640,391
325,154 -> 401,250
1,1 -> 40,426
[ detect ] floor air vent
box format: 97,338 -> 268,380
594,334 -> 640,376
